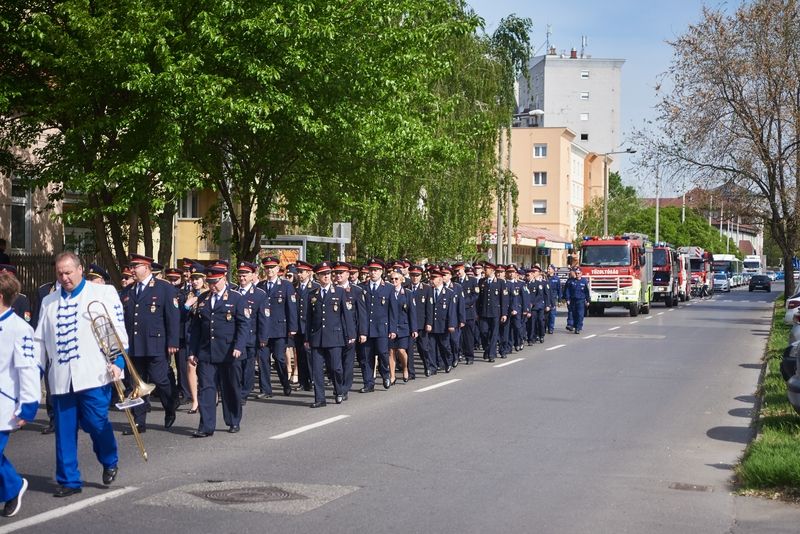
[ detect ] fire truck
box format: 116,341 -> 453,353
651,242 -> 681,307
579,233 -> 654,317
677,246 -> 713,297
676,252 -> 691,302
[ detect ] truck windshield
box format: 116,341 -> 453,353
689,258 -> 704,271
581,245 -> 630,266
652,249 -> 668,266
743,261 -> 760,269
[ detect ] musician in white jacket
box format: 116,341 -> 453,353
34,252 -> 127,498
0,273 -> 40,517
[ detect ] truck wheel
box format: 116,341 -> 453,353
641,303 -> 650,314
629,303 -> 639,317
665,293 -> 674,307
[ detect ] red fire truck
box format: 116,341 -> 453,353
677,246 -> 713,297
651,243 -> 681,307
579,233 -> 654,317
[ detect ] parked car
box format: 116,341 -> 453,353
713,273 -> 731,293
749,274 -> 771,292
776,271 -> 785,280
766,271 -> 777,281
791,311 -> 800,345
784,290 -> 800,325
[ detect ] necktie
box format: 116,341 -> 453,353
267,282 -> 273,292
435,289 -> 440,302
136,283 -> 143,297
321,288 -> 327,300
371,283 -> 376,294
211,294 -> 217,308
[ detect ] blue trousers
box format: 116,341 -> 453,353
52,385 -> 118,488
408,331 -> 430,376
197,360 -> 240,433
570,300 -> 586,332
312,347 -> 343,403
342,343 -> 357,392
479,317 -> 500,358
235,345 -> 256,402
546,307 -> 557,331
131,355 -> 178,427
0,431 -> 23,502
359,337 -> 389,388
259,338 -> 290,394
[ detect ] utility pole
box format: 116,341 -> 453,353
496,130 -> 504,263
655,166 -> 660,243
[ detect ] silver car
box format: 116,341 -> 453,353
713,273 -> 730,293
785,290 -> 800,325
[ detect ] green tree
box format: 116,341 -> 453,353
576,171 -> 641,239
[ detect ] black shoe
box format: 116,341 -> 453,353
302,384 -> 313,392
539,338 -> 544,344
424,369 -> 431,377
408,375 -> 416,380
452,360 -> 459,368
548,329 -> 554,335
359,386 -> 374,393
3,478 -> 27,517
164,412 -> 176,429
445,365 -> 452,373
383,378 -> 391,389
283,386 -> 292,396
488,358 -> 496,363
228,425 -> 240,433
310,401 -> 327,408
335,395 -> 343,404
191,430 -> 213,438
465,360 -> 474,365
122,424 -> 146,436
188,407 -> 198,414
41,423 -> 55,435
256,392 -> 272,400
178,397 -> 192,406
102,466 -> 118,485
53,485 -> 82,498
566,326 -> 573,331
342,392 -> 349,401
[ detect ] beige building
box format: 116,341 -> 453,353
0,169 -> 63,255
486,126 -> 607,266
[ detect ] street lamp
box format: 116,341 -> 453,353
602,148 -> 636,236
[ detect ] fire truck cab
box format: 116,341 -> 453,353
651,243 -> 681,307
579,233 -> 654,317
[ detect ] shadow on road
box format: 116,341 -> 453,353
706,425 -> 755,444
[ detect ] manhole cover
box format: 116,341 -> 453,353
600,333 -> 666,340
669,482 -> 713,492
190,486 -> 307,504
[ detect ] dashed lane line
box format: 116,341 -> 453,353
645,316 -> 653,320
629,320 -> 639,324
0,486 -> 139,534
270,415 -> 350,440
493,358 -> 525,368
608,326 -> 620,331
545,344 -> 566,351
657,312 -> 664,316
668,308 -> 675,312
414,379 -> 461,392
583,334 -> 596,339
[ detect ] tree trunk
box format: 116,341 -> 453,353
140,203 -> 154,258
127,210 -> 139,257
107,212 -> 129,268
157,200 -> 177,266
90,211 -> 120,283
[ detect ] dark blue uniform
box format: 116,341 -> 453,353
189,286 -> 249,434
358,281 -> 396,390
563,276 -> 576,330
445,282 -> 465,365
257,278 -> 298,396
508,279 -> 526,351
294,279 -> 320,391
427,285 -> 457,371
407,281 -> 433,376
339,283 -> 366,393
456,275 -> 478,363
389,287 -> 417,351
546,274 -> 561,333
176,287 -> 192,402
305,285 -> 354,405
566,276 -> 590,333
236,285 -> 267,402
10,293 -> 31,324
122,276 -> 180,429
528,278 -> 549,343
476,277 -> 508,361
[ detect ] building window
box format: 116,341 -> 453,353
580,70 -> 589,79
533,144 -> 547,158
178,190 -> 199,219
580,133 -> 589,141
10,179 -> 29,250
533,172 -> 547,186
533,200 -> 547,215
579,92 -> 589,100
580,113 -> 589,121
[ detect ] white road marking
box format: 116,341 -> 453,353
583,334 -> 596,339
608,326 -> 620,331
0,486 -> 139,534
270,415 -> 350,440
493,358 -> 525,367
657,312 -> 664,316
545,344 -> 566,351
668,308 -> 675,312
414,379 -> 461,392
629,320 -> 639,324
645,316 -> 653,320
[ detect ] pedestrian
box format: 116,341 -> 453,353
476,262 -> 507,363
566,268 -> 590,335
564,270 -> 577,331
426,269 -> 457,372
406,264 -> 433,376
235,261 -> 267,405
545,265 -> 561,334
0,272 -> 40,517
454,262 -> 477,365
34,251 -> 126,497
358,258 -> 396,391
333,262 -> 365,397
181,263 -> 208,414
388,269 -> 417,383
292,261 -> 318,393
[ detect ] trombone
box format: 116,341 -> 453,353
87,300 -> 154,461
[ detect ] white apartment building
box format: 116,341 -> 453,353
516,49 -> 625,167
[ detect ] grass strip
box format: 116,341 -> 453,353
736,295 -> 800,496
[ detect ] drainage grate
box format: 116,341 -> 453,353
669,482 -> 713,492
190,486 -> 307,505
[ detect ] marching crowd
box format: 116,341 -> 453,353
0,252 -> 592,517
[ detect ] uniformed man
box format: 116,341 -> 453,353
506,265 -> 526,352
188,265 -> 248,436
563,270 -> 577,331
255,256 -> 297,398
85,264 -> 111,285
545,265 -> 561,334
454,262 -> 477,365
476,262 -> 507,362
0,266 -> 31,324
528,266 -> 549,343
407,264 -> 433,376
119,266 -> 135,291
333,261 -> 366,397
122,254 -> 180,434
305,262 -> 354,407
566,268 -> 590,334
441,266 -> 465,367
495,265 -> 512,357
358,258 -> 396,392
235,261 -> 267,404
292,261 -> 318,393
426,269 -> 457,372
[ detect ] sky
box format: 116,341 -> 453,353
466,0 -> 728,196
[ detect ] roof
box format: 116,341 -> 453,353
485,223 -> 573,249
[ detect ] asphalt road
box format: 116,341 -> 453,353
3,284 -> 800,533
